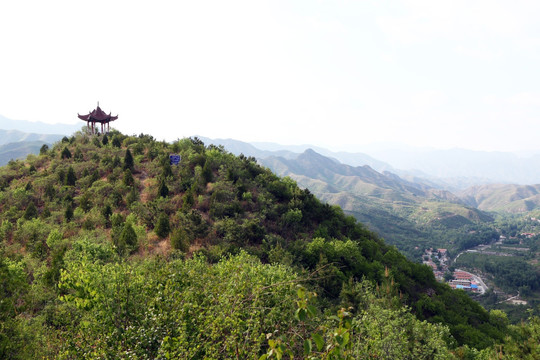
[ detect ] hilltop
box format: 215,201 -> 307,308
0,130 -> 537,358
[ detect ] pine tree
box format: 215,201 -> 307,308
79,193 -> 92,212
170,228 -> 189,252
154,213 -> 170,239
23,202 -> 38,220
65,166 -> 76,186
74,147 -> 83,162
39,144 -> 49,155
202,160 -> 213,183
112,137 -> 121,148
158,179 -> 169,198
64,204 -> 73,222
102,204 -> 112,227
123,149 -> 134,171
120,222 -> 138,254
61,147 -> 72,159
123,169 -> 134,187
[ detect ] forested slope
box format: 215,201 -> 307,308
0,131 -> 538,359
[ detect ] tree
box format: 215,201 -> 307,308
23,202 -> 38,220
161,162 -> 173,178
154,213 -> 170,239
112,137 -> 121,148
61,146 -> 72,159
117,222 -> 138,255
123,169 -> 135,187
102,204 -> 113,227
170,228 -> 189,252
64,204 -> 74,222
123,149 -> 134,171
202,160 -> 213,183
102,134 -> 109,146
74,147 -> 83,162
158,179 -> 169,198
65,166 -> 76,186
79,193 -> 92,212
39,144 -> 49,155
126,188 -> 138,206
112,155 -> 121,168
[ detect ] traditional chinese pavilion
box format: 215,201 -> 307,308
78,103 -> 118,134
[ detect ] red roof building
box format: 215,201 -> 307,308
454,271 -> 473,280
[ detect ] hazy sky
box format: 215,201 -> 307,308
1,1 -> 540,152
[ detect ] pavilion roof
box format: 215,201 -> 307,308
78,104 -> 118,123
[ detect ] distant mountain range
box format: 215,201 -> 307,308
352,146 -> 540,186
0,129 -> 67,165
0,114 -> 79,165
200,136 -> 540,216
459,184 -> 540,213
0,114 -> 80,135
201,137 -> 540,187
0,129 -> 65,147
0,141 -> 50,166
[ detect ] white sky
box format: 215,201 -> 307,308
1,0 -> 540,152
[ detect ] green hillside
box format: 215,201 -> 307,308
459,184 -> 540,213
0,131 -> 537,358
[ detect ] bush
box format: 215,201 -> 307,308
170,228 -> 189,252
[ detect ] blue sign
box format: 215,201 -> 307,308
169,154 -> 181,165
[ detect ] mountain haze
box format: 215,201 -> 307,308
0,114 -> 80,135
361,146 -> 540,186
0,129 -> 64,146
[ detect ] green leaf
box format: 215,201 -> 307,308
307,304 -> 317,316
312,333 -> 324,352
303,339 -> 312,355
342,331 -> 350,346
296,308 -> 307,321
259,355 -> 268,360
